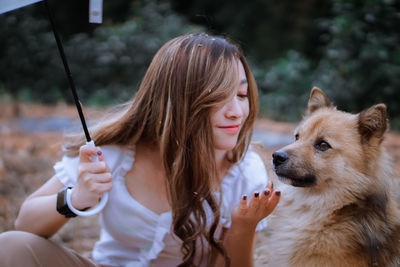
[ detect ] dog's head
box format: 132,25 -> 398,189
272,87 -> 388,189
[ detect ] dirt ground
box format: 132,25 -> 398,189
1,102 -> 399,265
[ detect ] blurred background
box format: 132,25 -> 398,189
1,0 -> 400,264
1,0 -> 400,125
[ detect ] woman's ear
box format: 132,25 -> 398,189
307,87 -> 333,115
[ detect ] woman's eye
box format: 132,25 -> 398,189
314,140 -> 331,151
237,93 -> 248,99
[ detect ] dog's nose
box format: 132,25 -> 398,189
272,150 -> 288,167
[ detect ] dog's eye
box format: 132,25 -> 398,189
295,134 -> 299,141
315,140 -> 331,151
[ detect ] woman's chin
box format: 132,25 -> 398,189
214,143 -> 237,151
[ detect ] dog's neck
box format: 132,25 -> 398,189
276,174 -> 390,218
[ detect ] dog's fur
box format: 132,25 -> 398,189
267,87 -> 400,267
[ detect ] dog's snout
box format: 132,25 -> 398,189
273,150 -> 288,167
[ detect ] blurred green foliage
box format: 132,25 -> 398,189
170,0 -> 332,62
1,0 -> 400,128
254,51 -> 313,120
314,0 -> 400,128
0,0 -> 201,105
254,0 -> 400,128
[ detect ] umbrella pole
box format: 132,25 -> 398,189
43,0 -> 92,142
42,1 -> 110,215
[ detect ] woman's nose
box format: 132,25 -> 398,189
225,98 -> 242,119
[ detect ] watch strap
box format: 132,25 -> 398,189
56,187 -> 77,218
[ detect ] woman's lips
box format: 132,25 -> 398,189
218,124 -> 240,134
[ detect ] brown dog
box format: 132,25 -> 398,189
267,87 -> 400,267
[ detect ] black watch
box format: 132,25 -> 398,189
56,187 -> 77,218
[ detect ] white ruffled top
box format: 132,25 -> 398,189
54,145 -> 269,267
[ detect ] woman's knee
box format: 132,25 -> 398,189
0,230 -> 39,249
0,231 -> 52,265
0,230 -> 96,267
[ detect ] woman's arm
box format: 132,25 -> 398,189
215,185 -> 281,267
14,176 -> 69,238
14,145 -> 112,238
219,220 -> 258,267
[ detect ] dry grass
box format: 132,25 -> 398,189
1,102 -> 399,264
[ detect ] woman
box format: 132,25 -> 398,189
0,33 -> 280,266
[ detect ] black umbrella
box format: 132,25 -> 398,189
1,0 -> 108,216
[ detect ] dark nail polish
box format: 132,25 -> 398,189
242,195 -> 247,201
264,190 -> 270,196
254,192 -> 259,198
97,150 -> 102,156
275,191 -> 281,196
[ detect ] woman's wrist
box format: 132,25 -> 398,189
230,218 -> 258,235
70,187 -> 90,210
66,187 -> 108,217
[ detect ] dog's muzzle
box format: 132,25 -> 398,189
272,150 -> 289,167
272,150 -> 317,187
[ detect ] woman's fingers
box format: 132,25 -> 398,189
253,186 -> 281,218
265,190 -> 281,214
73,145 -> 112,209
79,144 -> 103,163
77,172 -> 112,192
89,172 -> 113,184
249,191 -> 261,213
97,149 -> 104,161
265,182 -> 273,192
240,195 -> 248,208
78,161 -> 110,176
238,195 -> 248,215
71,172 -> 112,209
88,180 -> 113,195
79,169 -> 112,188
259,188 -> 271,204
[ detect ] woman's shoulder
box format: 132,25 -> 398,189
101,145 -> 135,172
54,145 -> 135,186
234,147 -> 267,178
223,147 -> 268,190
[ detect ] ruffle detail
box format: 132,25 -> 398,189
219,215 -> 231,228
53,158 -> 78,187
54,161 -> 68,185
136,212 -> 172,266
117,145 -> 135,179
102,145 -> 175,266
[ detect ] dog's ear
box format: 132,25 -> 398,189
307,87 -> 332,115
358,104 -> 388,143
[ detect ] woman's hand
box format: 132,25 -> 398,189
231,183 -> 281,230
215,183 -> 281,267
70,145 -> 112,210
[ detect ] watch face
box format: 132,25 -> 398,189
57,187 -> 77,218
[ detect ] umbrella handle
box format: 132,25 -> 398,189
65,141 -> 109,216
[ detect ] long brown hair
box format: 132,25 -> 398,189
64,33 -> 258,266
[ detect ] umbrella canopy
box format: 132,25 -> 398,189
0,0 -> 102,23
0,0 -> 42,14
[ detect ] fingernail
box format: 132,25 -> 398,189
242,195 -> 247,201
254,192 -> 259,198
97,150 -> 102,156
264,190 -> 270,196
275,191 -> 281,196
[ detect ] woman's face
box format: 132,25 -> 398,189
210,60 -> 250,151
